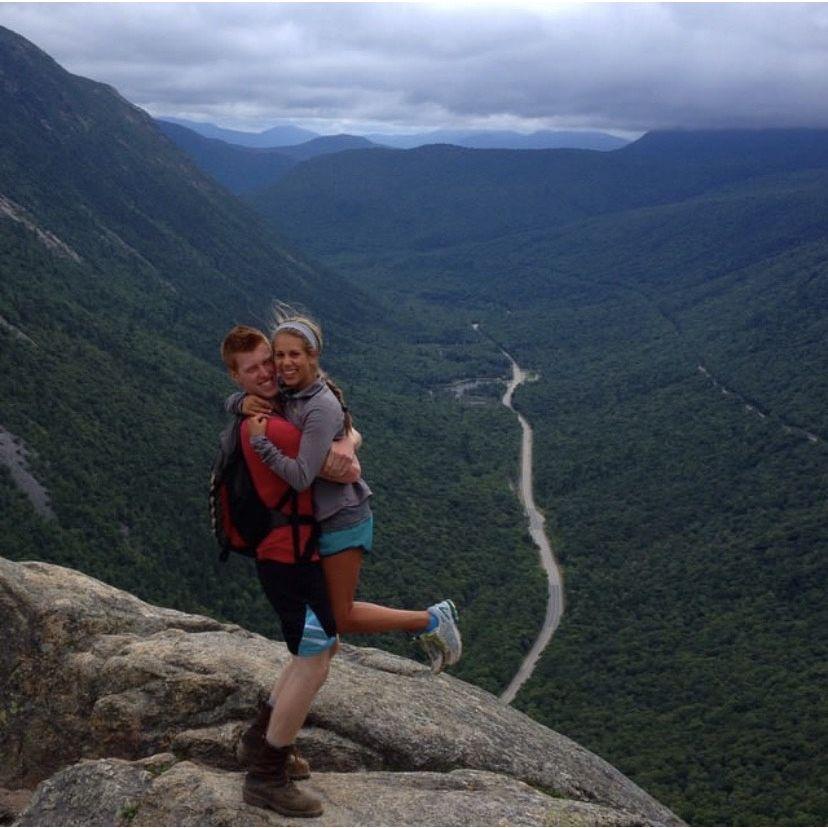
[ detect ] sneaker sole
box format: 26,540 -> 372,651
420,635 -> 446,674
435,600 -> 462,666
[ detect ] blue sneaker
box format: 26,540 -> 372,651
420,599 -> 462,671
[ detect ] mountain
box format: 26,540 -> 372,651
274,133 -> 379,161
156,120 -> 297,194
157,121 -> 381,193
239,126 -> 828,826
0,25 -> 549,706
1,556 -> 681,826
248,130 -> 828,254
367,128 -> 629,151
158,116 -> 318,147
158,117 -> 628,153
623,127 -> 828,166
0,24 -> 369,628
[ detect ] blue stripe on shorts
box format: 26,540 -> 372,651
318,516 -> 374,557
297,606 -> 338,656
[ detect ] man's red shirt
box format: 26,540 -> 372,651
237,415 -> 316,563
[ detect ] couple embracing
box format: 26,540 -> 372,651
217,308 -> 462,818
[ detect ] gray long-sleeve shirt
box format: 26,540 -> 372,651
226,379 -> 372,529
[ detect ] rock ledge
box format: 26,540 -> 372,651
0,558 -> 683,826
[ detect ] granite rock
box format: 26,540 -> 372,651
1,557 -> 683,825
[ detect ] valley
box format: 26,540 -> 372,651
244,132 -> 827,826
449,326 -> 564,705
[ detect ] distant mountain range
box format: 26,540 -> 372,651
159,116 -> 629,153
246,128 -> 828,253
158,118 -> 631,196
157,120 -> 378,194
366,129 -> 629,151
159,117 -> 318,148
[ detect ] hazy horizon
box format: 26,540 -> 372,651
2,3 -> 827,138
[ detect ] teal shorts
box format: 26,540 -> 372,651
319,516 -> 374,557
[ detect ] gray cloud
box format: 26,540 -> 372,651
2,3 -> 827,135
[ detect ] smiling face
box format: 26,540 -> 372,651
273,332 -> 317,390
230,341 -> 278,399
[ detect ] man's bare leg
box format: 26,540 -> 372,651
267,649 -> 333,747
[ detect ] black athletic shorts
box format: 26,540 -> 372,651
256,559 -> 337,656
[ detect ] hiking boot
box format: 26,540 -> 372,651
238,703 -> 311,779
420,599 -> 462,671
237,702 -> 271,765
286,745 -> 311,780
243,742 -> 322,818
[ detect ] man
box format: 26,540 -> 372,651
220,325 -> 358,818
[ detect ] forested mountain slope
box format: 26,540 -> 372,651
0,26 -> 546,693
156,120 -> 298,194
248,128 -> 828,253
239,128 -> 828,825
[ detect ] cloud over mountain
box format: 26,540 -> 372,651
1,4 -> 827,135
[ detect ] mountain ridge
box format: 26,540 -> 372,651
156,120 -> 381,193
158,115 -> 629,152
158,116 -> 319,147
246,129 -> 828,255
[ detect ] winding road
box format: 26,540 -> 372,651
496,348 -> 565,704
466,324 -> 564,704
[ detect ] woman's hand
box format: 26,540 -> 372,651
241,395 -> 274,416
319,435 -> 361,483
247,414 -> 268,439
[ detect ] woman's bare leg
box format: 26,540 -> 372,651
322,548 -> 430,634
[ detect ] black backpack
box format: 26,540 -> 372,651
209,418 -> 318,562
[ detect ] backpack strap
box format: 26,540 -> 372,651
211,417 -> 320,562
271,486 -> 318,563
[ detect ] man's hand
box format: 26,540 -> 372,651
241,394 -> 275,416
247,414 -> 268,439
320,434 -> 361,483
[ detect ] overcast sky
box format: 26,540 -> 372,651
2,3 -> 828,137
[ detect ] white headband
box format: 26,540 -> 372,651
275,321 -> 320,352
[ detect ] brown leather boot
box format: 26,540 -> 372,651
238,703 -> 311,779
242,741 -> 323,818
286,744 -> 311,780
238,702 -> 271,765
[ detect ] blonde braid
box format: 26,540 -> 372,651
321,373 -> 354,433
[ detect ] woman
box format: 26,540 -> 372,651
232,310 -> 461,672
